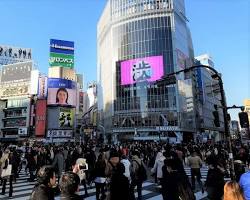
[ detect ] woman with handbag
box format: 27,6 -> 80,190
1,150 -> 13,197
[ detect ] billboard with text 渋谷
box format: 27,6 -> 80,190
120,56 -> 164,85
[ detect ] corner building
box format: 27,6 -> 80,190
97,0 -> 195,142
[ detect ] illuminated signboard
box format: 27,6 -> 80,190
120,55 -> 164,85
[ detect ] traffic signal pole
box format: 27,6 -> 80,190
161,64 -> 235,180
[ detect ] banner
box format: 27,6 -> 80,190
18,128 -> 28,136
47,129 -> 73,138
49,52 -> 74,68
0,83 -> 29,99
38,76 -> 48,99
50,39 -> 74,55
47,78 -> 76,106
121,55 -> 164,85
0,45 -> 32,65
59,107 -> 74,128
0,61 -> 32,84
35,100 -> 47,137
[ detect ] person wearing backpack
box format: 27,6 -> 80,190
130,149 -> 147,200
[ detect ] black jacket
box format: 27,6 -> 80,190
30,184 -> 55,200
110,174 -> 130,200
60,193 -> 83,200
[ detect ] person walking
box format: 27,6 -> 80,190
239,166 -> 250,200
59,172 -> 82,200
30,165 -> 57,200
130,150 -> 147,200
205,159 -> 225,200
110,163 -> 129,200
52,147 -> 64,182
120,154 -> 131,181
187,150 -> 204,192
223,181 -> 245,200
1,150 -> 14,198
151,151 -> 165,185
93,153 -> 107,200
161,158 -> 195,200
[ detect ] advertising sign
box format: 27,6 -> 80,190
59,107 -> 74,128
30,70 -> 39,95
48,67 -> 76,81
47,129 -> 73,138
0,61 -> 32,84
47,78 -> 77,106
50,39 -> 74,55
18,127 -> 28,136
121,55 -> 164,85
38,76 -> 48,99
0,45 -> 32,65
0,83 -> 29,99
35,100 -> 47,137
49,52 -> 74,68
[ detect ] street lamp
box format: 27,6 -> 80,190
161,64 -> 235,180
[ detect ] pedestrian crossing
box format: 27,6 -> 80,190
0,169 -> 161,200
0,167 -> 223,200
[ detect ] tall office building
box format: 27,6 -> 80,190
0,45 -> 36,142
195,54 -> 225,141
97,0 -> 195,142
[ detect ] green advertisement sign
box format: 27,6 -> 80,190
59,107 -> 74,128
49,52 -> 74,68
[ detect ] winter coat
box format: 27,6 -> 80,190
60,193 -> 82,200
52,152 -> 64,177
205,167 -> 224,200
110,173 -> 129,200
30,184 -> 55,200
151,154 -> 165,179
131,155 -> 142,182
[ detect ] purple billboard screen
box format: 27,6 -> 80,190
121,56 -> 164,85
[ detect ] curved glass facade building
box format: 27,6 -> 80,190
97,0 -> 195,142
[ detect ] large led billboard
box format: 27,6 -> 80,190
50,39 -> 74,55
47,78 -> 76,107
121,55 -> 164,85
59,107 -> 74,128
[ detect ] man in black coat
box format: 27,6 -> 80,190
30,165 -> 57,200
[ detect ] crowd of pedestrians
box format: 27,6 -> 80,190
0,140 -> 249,200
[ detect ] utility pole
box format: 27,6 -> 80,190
160,64 -> 235,180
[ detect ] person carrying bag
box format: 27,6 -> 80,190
1,151 -> 14,197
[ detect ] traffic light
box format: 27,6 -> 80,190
213,110 -> 220,127
238,112 -> 249,128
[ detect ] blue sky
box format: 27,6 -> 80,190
0,0 -> 249,120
